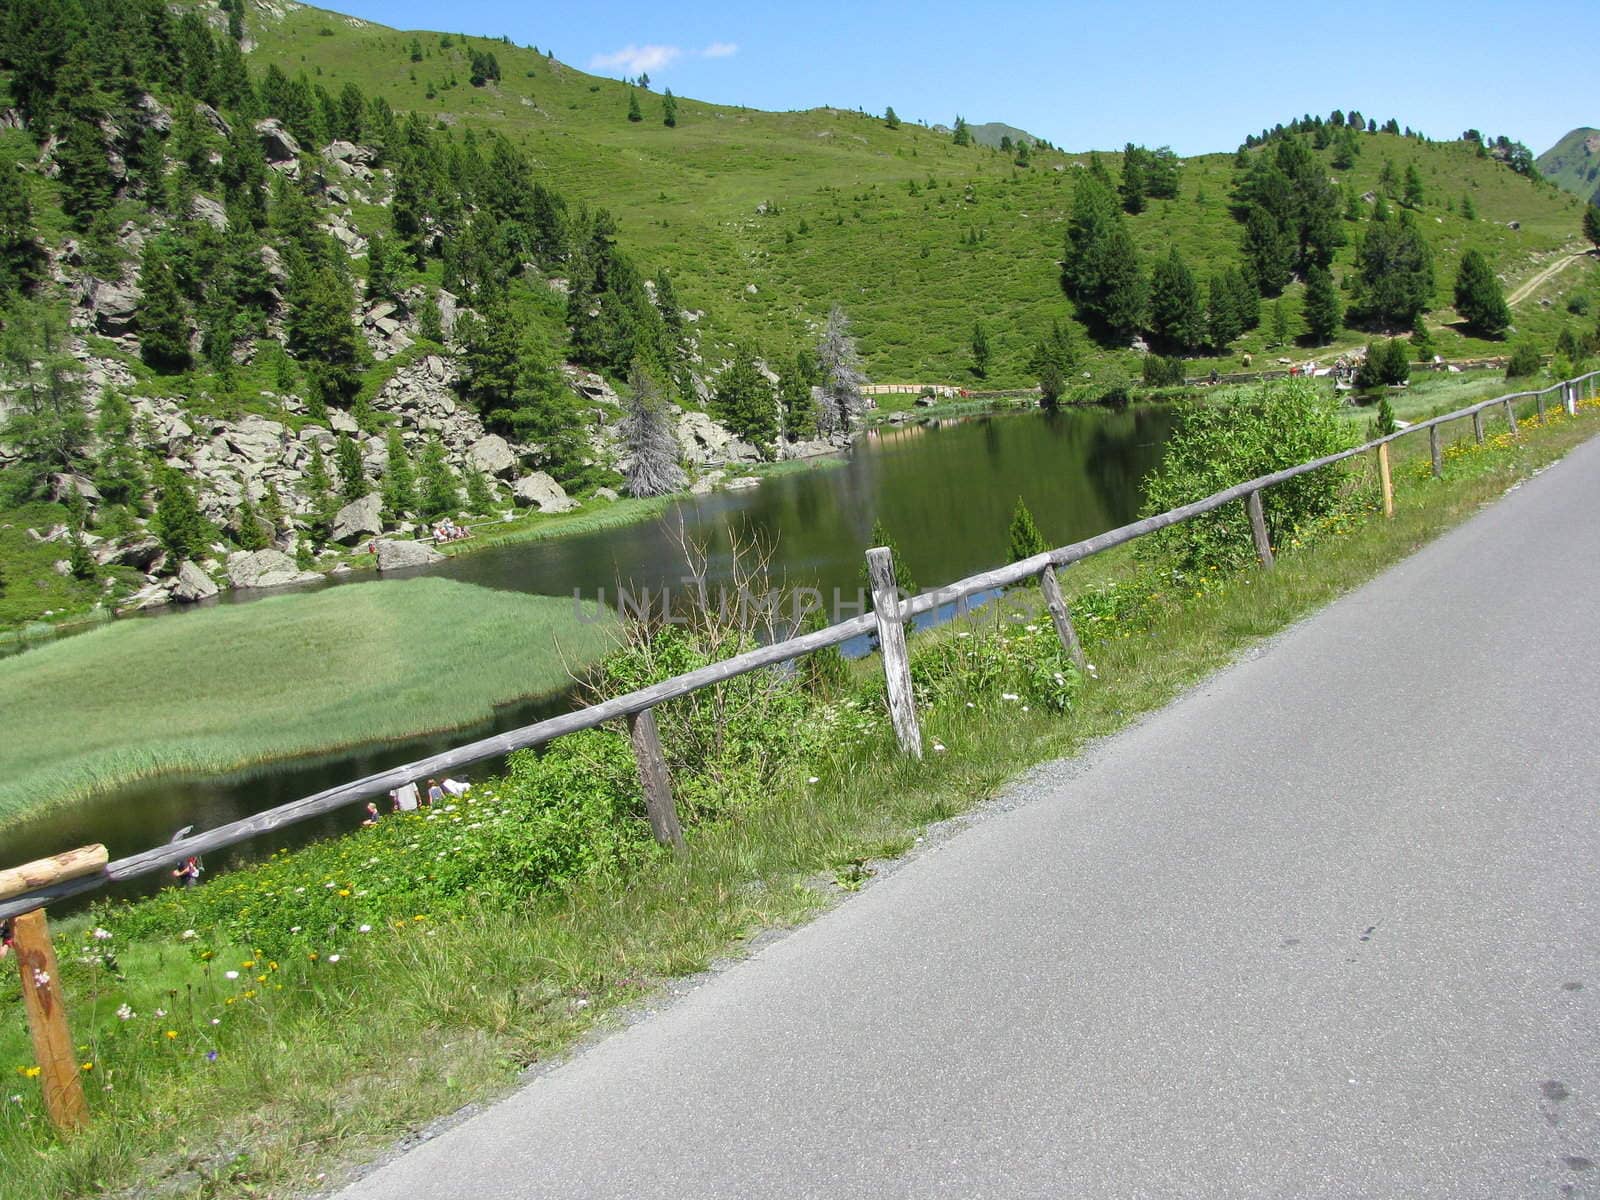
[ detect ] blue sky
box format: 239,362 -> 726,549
327,0 -> 1591,157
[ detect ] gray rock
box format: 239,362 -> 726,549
227,549 -> 320,590
172,560 -> 219,603
331,492 -> 384,544
190,195 -> 228,231
254,118 -> 301,164
329,408 -> 360,434
593,486 -> 620,502
511,472 -> 578,513
194,103 -> 231,138
98,536 -> 164,570
689,470 -> 725,496
467,434 -> 517,478
224,416 -> 287,460
136,93 -> 173,134
676,411 -> 761,466
120,582 -> 172,612
376,538 -> 445,571
83,278 -> 142,335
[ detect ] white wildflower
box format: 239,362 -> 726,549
327,954 -> 341,963
92,927 -> 112,941
223,970 -> 239,980
116,1004 -> 135,1021
179,929 -> 197,941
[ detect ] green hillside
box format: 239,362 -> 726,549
1538,127 -> 1600,206
245,4 -> 1590,385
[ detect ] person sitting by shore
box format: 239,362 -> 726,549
362,801 -> 381,827
172,856 -> 203,888
442,777 -> 471,797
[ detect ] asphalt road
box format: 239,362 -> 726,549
338,438 -> 1600,1200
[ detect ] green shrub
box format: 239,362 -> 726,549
1506,341 -> 1543,379
1140,378 -> 1355,572
1140,353 -> 1186,387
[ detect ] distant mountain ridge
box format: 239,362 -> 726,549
1537,127 -> 1600,205
967,121 -> 1043,150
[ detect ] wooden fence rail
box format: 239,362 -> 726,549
2,368 -> 1596,924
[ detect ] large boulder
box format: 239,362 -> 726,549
223,415 -> 287,460
97,536 -> 164,570
171,560 -> 219,603
331,492 -> 383,545
83,278 -> 142,336
376,538 -> 444,571
511,472 -> 577,513
675,411 -> 760,466
226,548 -> 320,590
189,194 -> 228,231
254,118 -> 301,164
467,434 -> 516,478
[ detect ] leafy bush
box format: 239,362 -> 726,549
1139,378 -> 1355,571
1506,341 -> 1543,379
908,615 -> 1083,715
1140,353 -> 1186,387
1355,338 -> 1410,389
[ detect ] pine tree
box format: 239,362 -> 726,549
464,466 -> 495,514
91,390 -> 146,507
627,91 -> 643,123
55,117 -> 113,231
301,441 -> 338,545
1453,248 -> 1510,337
1462,192 -> 1478,222
1411,322 -> 1435,362
884,107 -> 901,130
1270,298 -> 1291,347
971,321 -> 991,377
261,479 -> 287,541
1007,497 -> 1047,565
335,433 -> 369,499
712,347 -> 778,449
1028,320 -> 1077,407
779,349 -> 820,438
1302,264 -> 1342,344
621,361 -> 686,498
1119,143 -> 1148,214
1242,204 -> 1294,296
1206,272 -> 1243,350
150,467 -> 207,564
235,490 -> 270,550
816,305 -> 867,436
285,258 -> 365,408
1148,248 -> 1205,353
418,437 -> 459,517
381,428 -> 416,519
1402,162 -> 1425,209
1354,209 -> 1435,328
1583,204 -> 1600,250
662,89 -> 677,128
138,243 -> 192,372
0,161 -> 39,299
952,116 -> 971,146
0,300 -> 90,501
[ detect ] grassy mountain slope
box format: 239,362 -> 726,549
1538,127 -> 1600,206
247,4 -> 1591,386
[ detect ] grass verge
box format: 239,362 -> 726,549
2,394 -> 1596,1199
0,578 -> 617,828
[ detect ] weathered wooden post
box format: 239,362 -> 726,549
1472,409 -> 1485,444
626,708 -> 684,850
866,547 -> 923,760
1376,442 -> 1395,518
1037,563 -> 1089,673
1245,489 -> 1274,568
1504,398 -> 1518,435
1567,383 -> 1579,417
1536,390 -> 1546,423
2,845 -> 108,1134
1429,424 -> 1443,478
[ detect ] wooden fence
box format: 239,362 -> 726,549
3,367 -> 1596,920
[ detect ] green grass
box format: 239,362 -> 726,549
0,503 -> 125,632
0,577 -> 617,828
3,388 -> 1597,1200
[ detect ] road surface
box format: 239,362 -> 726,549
338,438 -> 1600,1199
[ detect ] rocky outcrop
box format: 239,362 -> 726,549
331,492 -> 383,544
97,536 -> 164,571
254,118 -> 301,169
79,277 -> 142,336
511,472 -> 577,513
226,548 -> 320,590
172,560 -> 219,602
466,434 -> 516,477
676,411 -> 761,466
376,538 -> 444,571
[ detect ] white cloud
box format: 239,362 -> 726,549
589,44 -> 681,74
701,41 -> 738,59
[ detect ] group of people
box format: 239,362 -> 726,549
366,776 -> 471,825
432,519 -> 472,543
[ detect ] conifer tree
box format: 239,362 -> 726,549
662,89 -> 678,128
952,116 -> 971,146
1206,272 -> 1243,350
971,321 -> 991,377
464,465 -> 495,513
235,489 -> 270,550
1583,204 -> 1600,250
301,441 -> 337,545
712,347 -> 778,448
1461,192 -> 1477,221
1029,320 -> 1078,407
418,437 -> 459,517
67,523 -> 97,580
884,107 -> 901,130
862,517 -> 916,605
1402,162 -> 1425,209
138,242 -> 193,372
1007,497 -> 1046,565
627,90 -> 643,122
0,161 -> 39,299
1149,249 -> 1205,353
261,479 -> 287,541
1354,208 -> 1434,327
91,391 -> 145,507
620,361 -> 686,498
1302,264 -> 1342,344
335,433 -> 368,499
1452,248 -> 1510,336
1270,298 -> 1291,347
150,467 -> 208,563
816,305 -> 867,436
780,349 -> 820,438
381,428 -> 416,519
1411,322 -> 1435,362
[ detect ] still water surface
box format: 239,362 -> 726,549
8,404 -> 1176,909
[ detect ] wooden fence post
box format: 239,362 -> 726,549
1567,384 -> 1578,417
1037,563 -> 1089,673
627,708 -> 684,850
1245,489 -> 1274,568
1537,390 -> 1546,423
1376,442 -> 1394,518
1429,425 -> 1443,478
1504,398 -> 1518,435
12,909 -> 89,1133
1472,410 -> 1485,444
866,547 -> 923,760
